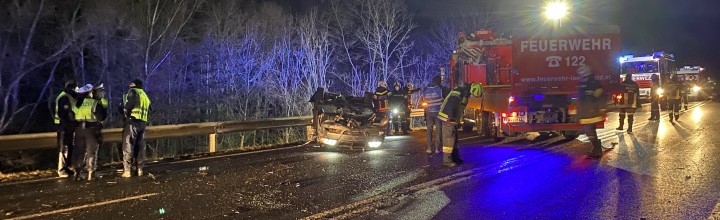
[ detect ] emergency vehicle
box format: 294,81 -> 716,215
618,52 -> 677,100
676,66 -> 704,100
446,26 -> 621,141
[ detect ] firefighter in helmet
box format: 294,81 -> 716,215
666,75 -> 684,123
648,74 -> 661,120
576,65 -> 606,158
388,82 -> 408,134
438,82 -> 483,164
373,81 -> 390,132
616,73 -> 640,133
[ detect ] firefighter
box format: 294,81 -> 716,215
54,80 -> 79,178
438,82 -> 483,164
576,65 -> 606,158
122,79 -> 152,178
616,73 -> 640,133
403,83 -> 421,132
681,76 -> 691,110
648,74 -> 661,121
373,81 -> 390,133
666,75 -> 684,123
388,82 -> 408,135
71,84 -> 108,180
422,76 -> 446,154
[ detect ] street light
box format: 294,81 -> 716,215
544,1 -> 570,21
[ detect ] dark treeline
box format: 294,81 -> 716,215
0,0 -> 493,167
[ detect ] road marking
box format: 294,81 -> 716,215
304,152 -> 552,219
709,202 -> 720,220
6,193 -> 159,220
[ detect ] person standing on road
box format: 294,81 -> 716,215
373,81 -> 390,130
122,79 -> 151,178
616,73 -> 640,133
422,76 -> 446,154
438,82 -> 483,164
72,84 -> 108,180
388,82 -> 409,135
403,83 -> 421,132
54,80 -> 79,178
648,74 -> 661,120
576,65 -> 606,158
666,75 -> 684,123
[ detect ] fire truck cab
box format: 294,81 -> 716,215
619,52 -> 677,100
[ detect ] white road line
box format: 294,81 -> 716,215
6,193 -> 159,220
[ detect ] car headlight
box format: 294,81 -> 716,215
657,88 -> 664,95
367,141 -> 382,148
693,85 -> 701,92
392,109 -> 399,114
323,138 -> 337,146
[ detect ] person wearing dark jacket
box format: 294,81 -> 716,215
666,75 -> 684,123
122,79 -> 152,178
403,83 -> 421,132
648,74 -> 661,120
54,80 -> 79,178
577,65 -> 606,158
438,82 -> 483,164
71,84 -> 108,180
388,82 -> 408,134
616,73 -> 640,133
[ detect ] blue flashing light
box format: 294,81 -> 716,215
533,94 -> 545,101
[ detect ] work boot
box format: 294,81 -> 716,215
121,170 -> 132,178
137,168 -> 144,177
57,170 -> 70,178
615,126 -> 623,131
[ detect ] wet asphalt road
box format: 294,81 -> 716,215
1,101 -> 719,220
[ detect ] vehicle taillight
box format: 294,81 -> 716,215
508,96 -> 515,103
616,94 -> 622,100
502,113 -> 507,118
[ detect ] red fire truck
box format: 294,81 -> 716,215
618,52 -> 677,100
448,26 -> 621,141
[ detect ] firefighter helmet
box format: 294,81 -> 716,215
470,83 -> 483,97
576,65 -> 592,77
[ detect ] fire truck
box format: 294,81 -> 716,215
676,66 -> 704,101
447,26 -> 621,141
618,52 -> 677,100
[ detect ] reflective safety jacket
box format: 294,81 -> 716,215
422,85 -> 444,112
618,80 -> 639,108
578,79 -> 605,124
388,90 -> 408,110
75,98 -> 108,123
373,87 -> 390,113
124,88 -> 151,122
438,86 -> 469,123
54,91 -> 77,124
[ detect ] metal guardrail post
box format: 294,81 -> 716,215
209,133 -> 217,153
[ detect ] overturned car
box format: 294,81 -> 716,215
310,89 -> 388,149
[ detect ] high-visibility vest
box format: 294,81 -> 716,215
438,90 -> 462,121
124,88 -> 151,122
666,81 -> 682,100
75,98 -> 104,122
423,86 -> 444,112
374,89 -> 389,113
54,91 -> 76,124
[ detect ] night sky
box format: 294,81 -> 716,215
407,0 -> 720,78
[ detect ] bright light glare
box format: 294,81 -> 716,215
692,108 -> 703,122
544,1 -> 569,21
368,141 -> 382,148
323,138 -> 337,146
693,85 -> 701,92
657,88 -> 664,96
392,109 -> 399,114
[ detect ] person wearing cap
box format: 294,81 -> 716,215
122,79 -> 151,178
576,65 -> 606,158
616,73 -> 640,133
438,82 -> 483,164
71,84 -> 108,180
422,76 -> 446,154
54,80 -> 79,177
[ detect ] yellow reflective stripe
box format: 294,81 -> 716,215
579,116 -> 604,124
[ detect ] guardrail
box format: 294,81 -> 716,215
0,116 -> 313,152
